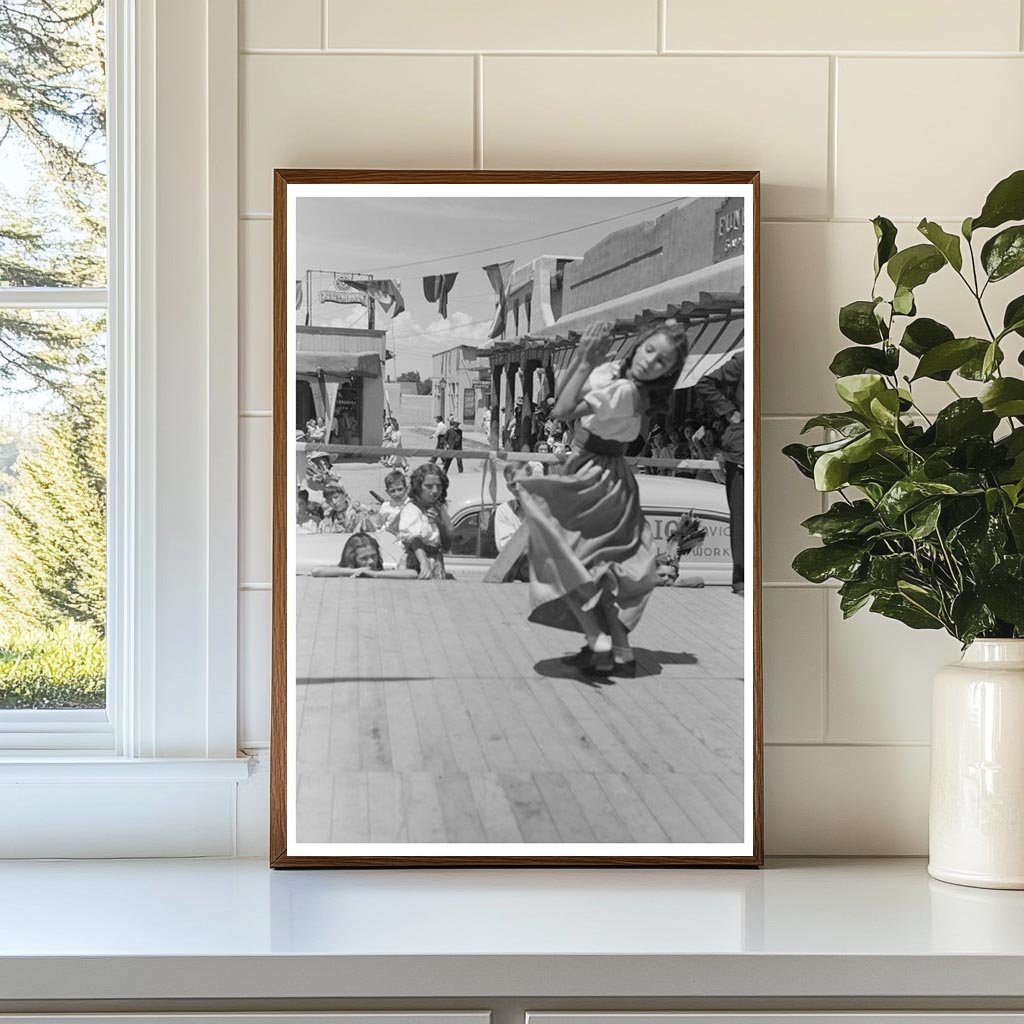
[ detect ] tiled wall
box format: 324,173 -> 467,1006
236,0 -> 1024,854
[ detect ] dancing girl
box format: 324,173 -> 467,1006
515,319 -> 689,676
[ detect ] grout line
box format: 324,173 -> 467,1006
240,583 -> 272,591
239,47 -> 660,56
657,0 -> 666,54
820,587 -> 830,743
827,56 -> 838,221
474,55 -> 484,169
238,46 -> 1024,57
321,0 -> 328,50
240,410 -> 272,417
765,740 -> 931,748
240,213 -> 271,221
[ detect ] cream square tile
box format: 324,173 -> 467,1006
241,55 -> 474,213
240,220 -> 272,411
241,0 -> 321,50
762,587 -> 825,743
483,56 -> 830,220
762,220 -> 1023,415
328,0 -> 657,51
666,0 -> 1020,52
761,417 -> 825,584
240,416 -> 272,586
766,744 -> 929,854
239,589 -> 272,747
836,59 -> 1024,221
826,599 -> 961,744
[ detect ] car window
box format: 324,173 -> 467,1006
645,509 -> 731,563
449,509 -> 498,559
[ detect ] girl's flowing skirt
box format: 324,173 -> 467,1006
515,449 -> 657,634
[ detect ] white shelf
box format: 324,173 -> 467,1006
1,857 -> 1023,1003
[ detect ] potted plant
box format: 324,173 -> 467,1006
785,169 -> 1024,889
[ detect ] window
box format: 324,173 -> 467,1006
0,1 -> 108,715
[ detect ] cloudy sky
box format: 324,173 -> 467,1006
295,196 -> 687,380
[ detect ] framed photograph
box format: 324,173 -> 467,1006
271,170 -> 762,867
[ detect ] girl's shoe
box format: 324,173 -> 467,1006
561,645 -> 593,667
611,658 -> 637,678
585,650 -> 615,676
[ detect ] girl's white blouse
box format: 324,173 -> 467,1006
398,502 -> 441,548
579,361 -> 642,443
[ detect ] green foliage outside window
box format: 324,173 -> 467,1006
0,1 -> 107,708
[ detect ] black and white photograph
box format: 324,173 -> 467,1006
272,172 -> 761,866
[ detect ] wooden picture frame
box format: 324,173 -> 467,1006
271,170 -> 762,867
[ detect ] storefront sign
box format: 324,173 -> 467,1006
713,197 -> 744,263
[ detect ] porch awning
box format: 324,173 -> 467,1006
295,351 -> 382,378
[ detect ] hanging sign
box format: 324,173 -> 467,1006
713,197 -> 745,263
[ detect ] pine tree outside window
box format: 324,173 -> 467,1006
0,1 -> 109,723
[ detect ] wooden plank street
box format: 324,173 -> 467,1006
295,578 -> 745,845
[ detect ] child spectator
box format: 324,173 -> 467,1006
378,469 -> 409,536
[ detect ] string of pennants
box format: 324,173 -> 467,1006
296,261 -> 515,340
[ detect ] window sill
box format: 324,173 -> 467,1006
0,754 -> 252,782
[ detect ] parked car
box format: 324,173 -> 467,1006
296,471 -> 732,584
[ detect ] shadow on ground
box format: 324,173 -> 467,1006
533,648 -> 698,686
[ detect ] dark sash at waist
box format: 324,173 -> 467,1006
574,428 -> 627,458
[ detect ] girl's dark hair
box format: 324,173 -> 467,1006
408,462 -> 448,507
618,322 -> 690,407
384,468 -> 407,490
338,532 -> 383,570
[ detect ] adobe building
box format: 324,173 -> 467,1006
431,344 -> 492,432
484,197 -> 745,447
295,324 -> 387,446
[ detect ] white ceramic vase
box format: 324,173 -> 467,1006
929,639 -> 1024,889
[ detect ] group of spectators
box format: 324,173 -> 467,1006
500,397 -> 572,457
298,457 -> 454,581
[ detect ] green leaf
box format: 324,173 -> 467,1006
872,216 -> 898,278
877,479 -> 958,524
982,341 -> 1000,381
908,500 -> 942,539
829,345 -> 899,377
981,225 -> 1024,282
814,450 -> 851,491
871,594 -> 943,630
976,579 -> 1024,629
950,592 -> 996,644
980,378 -> 1024,418
835,373 -> 887,413
839,300 -> 887,345
934,399 -> 999,445
971,169 -> 1024,232
800,413 -> 865,434
1002,295 -> 1024,340
800,501 -> 879,543
782,442 -> 815,479
917,219 -> 963,272
911,337 -> 988,380
864,554 -> 913,589
900,317 -> 955,358
887,244 -> 946,291
962,216 -> 974,241
838,578 -> 878,618
960,343 -> 1004,381
792,542 -> 866,584
868,390 -> 902,430
892,286 -> 916,316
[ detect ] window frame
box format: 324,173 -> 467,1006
0,0 -> 242,768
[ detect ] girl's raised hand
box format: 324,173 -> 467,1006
578,320 -> 614,366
